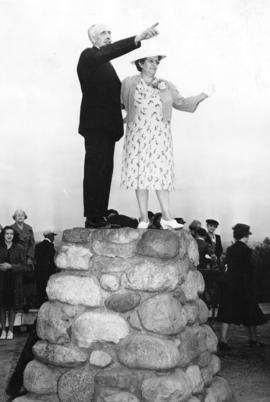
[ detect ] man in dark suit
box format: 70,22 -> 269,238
77,23 -> 159,228
35,230 -> 57,307
205,219 -> 223,268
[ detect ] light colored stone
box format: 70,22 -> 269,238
89,350 -> 112,367
181,270 -> 205,301
118,334 -> 181,369
100,274 -> 120,291
58,364 -> 96,402
205,376 -> 234,402
183,302 -> 199,325
46,274 -> 103,307
55,244 -> 92,270
136,230 -> 180,259
23,360 -> 63,394
141,369 -> 193,402
92,228 -> 140,257
177,257 -> 190,282
33,340 -> 88,367
13,394 -> 59,402
187,236 -> 200,266
138,294 -> 187,335
93,255 -> 132,274
123,257 -> 179,292
96,389 -> 139,402
185,365 -> 204,394
177,325 -> 210,366
37,301 -> 85,344
201,354 -> 221,386
203,324 -> 218,353
186,398 -> 201,402
196,350 -> 212,367
62,228 -> 93,243
72,311 -> 129,348
196,298 -> 210,324
95,367 -> 146,394
105,292 -> 141,313
209,354 -> 221,375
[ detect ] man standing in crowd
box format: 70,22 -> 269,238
35,230 -> 57,307
77,23 -> 159,228
205,219 -> 223,268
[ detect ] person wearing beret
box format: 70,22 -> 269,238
217,223 -> 267,351
189,220 -> 202,238
121,48 -> 209,229
77,23 -> 159,229
34,230 -> 57,307
205,219 -> 223,267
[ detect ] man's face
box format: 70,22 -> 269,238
93,25 -> 111,48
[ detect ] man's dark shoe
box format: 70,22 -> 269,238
85,217 -> 111,229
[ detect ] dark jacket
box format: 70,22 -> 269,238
0,243 -> 27,309
77,36 -> 140,141
11,223 -> 35,261
217,240 -> 267,326
196,238 -> 215,270
205,233 -> 223,259
35,240 -> 56,281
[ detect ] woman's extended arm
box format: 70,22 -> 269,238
169,82 -> 208,113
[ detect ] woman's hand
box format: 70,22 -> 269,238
205,84 -> 216,97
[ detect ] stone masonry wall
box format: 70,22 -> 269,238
14,228 -> 234,402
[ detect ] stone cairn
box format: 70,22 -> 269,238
15,228 -> 234,402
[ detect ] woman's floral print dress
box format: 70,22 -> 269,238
121,78 -> 174,190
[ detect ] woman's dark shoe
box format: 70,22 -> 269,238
248,340 -> 265,348
218,340 -> 231,352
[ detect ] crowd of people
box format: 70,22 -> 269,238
0,210 -> 57,340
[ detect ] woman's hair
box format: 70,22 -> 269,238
134,58 -> 146,72
0,226 -> 20,245
233,231 -> 245,241
12,209 -> 27,220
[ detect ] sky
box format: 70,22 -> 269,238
1,0 -> 270,244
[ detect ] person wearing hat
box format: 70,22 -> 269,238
120,49 -> 209,229
189,219 -> 202,238
77,22 -> 159,229
205,219 -> 223,267
34,230 -> 57,307
217,223 -> 267,351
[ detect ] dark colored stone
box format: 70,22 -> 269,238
105,292 -> 141,313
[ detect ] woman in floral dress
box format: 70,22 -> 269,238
121,50 -> 208,229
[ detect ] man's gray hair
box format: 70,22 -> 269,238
88,24 -> 109,45
87,24 -> 97,44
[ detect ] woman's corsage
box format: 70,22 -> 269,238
152,78 -> 167,91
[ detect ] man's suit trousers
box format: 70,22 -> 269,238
83,134 -> 115,218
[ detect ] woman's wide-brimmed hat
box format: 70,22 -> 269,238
131,42 -> 166,64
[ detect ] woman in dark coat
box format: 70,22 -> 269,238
0,226 -> 27,340
217,223 -> 267,350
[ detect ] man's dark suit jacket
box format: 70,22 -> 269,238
206,233 -> 223,259
77,37 -> 140,141
35,240 -> 56,281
